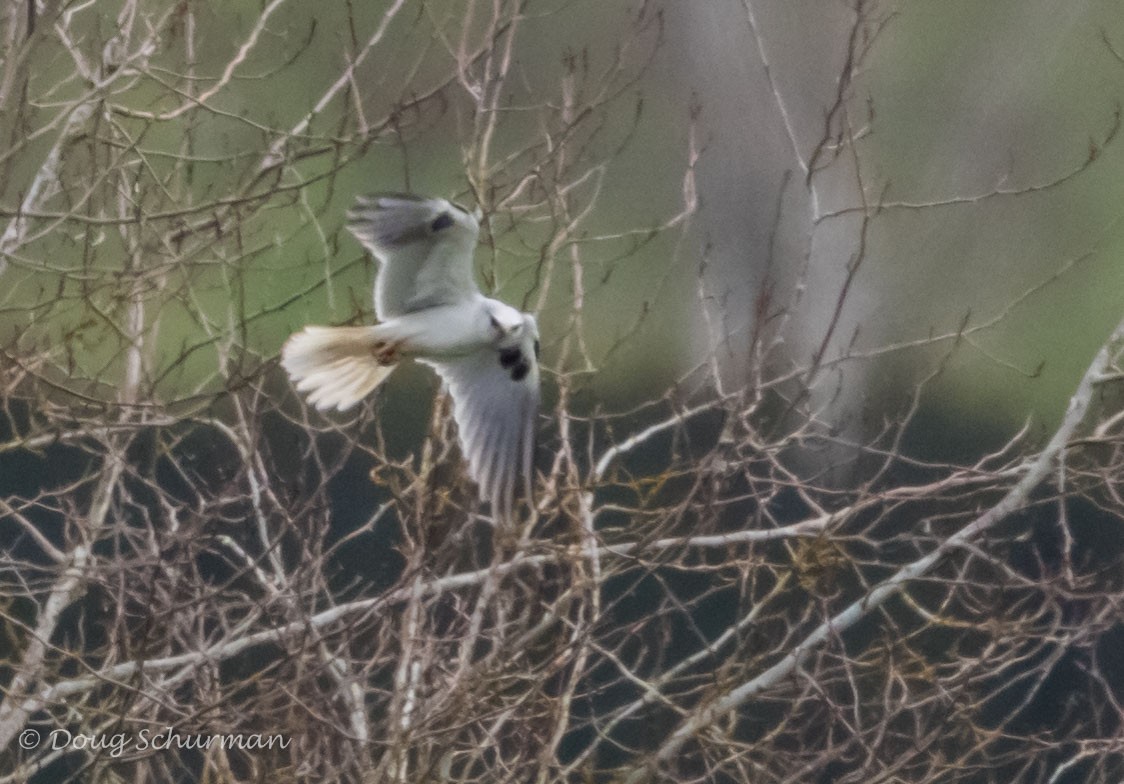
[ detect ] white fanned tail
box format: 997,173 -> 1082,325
281,326 -> 395,411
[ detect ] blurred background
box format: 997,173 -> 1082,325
3,0 -> 1122,451
680,0 -> 1124,455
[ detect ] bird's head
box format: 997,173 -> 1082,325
485,300 -> 525,337
445,199 -> 481,235
485,301 -> 537,349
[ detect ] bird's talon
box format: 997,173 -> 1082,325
372,342 -> 399,366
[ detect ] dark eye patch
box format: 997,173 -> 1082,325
430,212 -> 454,232
510,361 -> 530,382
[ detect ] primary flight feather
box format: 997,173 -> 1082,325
281,193 -> 540,523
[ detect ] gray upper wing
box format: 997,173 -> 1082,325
347,193 -> 480,320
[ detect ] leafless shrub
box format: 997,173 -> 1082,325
2,1 -> 1123,783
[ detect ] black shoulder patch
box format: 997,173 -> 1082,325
430,212 -> 454,232
498,347 -> 522,369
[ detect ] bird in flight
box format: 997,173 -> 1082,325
281,193 -> 540,523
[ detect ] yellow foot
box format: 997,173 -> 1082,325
372,341 -> 399,366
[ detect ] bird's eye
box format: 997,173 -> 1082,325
430,213 -> 454,232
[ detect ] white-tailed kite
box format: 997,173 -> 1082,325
281,192 -> 540,523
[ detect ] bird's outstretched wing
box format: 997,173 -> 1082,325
426,323 -> 539,524
347,193 -> 480,320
